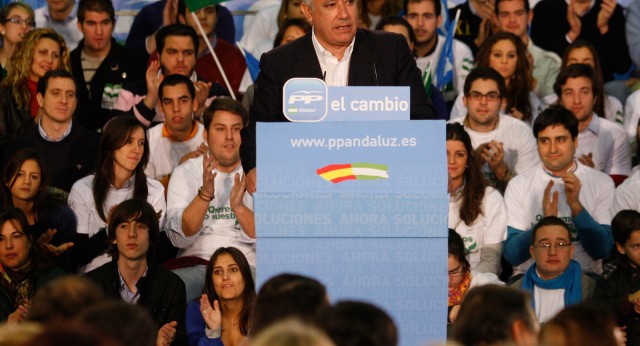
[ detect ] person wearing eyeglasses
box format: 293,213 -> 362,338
509,216 -> 595,324
503,105 -> 614,279
449,67 -> 539,193
0,3 -> 35,80
447,229 -> 503,324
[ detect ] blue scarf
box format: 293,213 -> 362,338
521,260 -> 583,308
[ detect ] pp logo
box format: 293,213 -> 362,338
283,78 -> 328,122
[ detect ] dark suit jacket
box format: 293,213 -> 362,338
241,29 -> 436,171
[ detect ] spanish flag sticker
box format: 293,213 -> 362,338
316,163 -> 389,183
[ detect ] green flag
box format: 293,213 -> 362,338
184,0 -> 228,12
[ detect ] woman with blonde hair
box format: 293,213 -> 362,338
0,28 -> 69,151
0,3 -> 34,79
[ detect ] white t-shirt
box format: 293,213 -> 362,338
166,156 -> 255,267
611,168 -> 640,215
534,285 -> 565,323
505,162 -> 614,275
577,115 -> 631,176
449,186 -> 507,270
68,174 -> 166,273
624,89 -> 640,154
450,115 -> 540,187
145,122 -> 205,180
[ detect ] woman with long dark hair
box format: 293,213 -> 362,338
68,116 -> 165,273
1,148 -> 75,271
447,123 -> 507,275
186,247 -> 255,346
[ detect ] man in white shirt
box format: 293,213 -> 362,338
556,64 -> 631,186
449,67 -> 539,192
494,0 -> 561,99
35,0 -> 83,50
503,105 -> 614,276
403,0 -> 473,101
146,74 -> 206,188
509,216 -> 595,323
166,98 -> 255,302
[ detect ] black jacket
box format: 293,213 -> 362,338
84,259 -> 187,345
0,86 -> 34,154
70,39 -> 143,134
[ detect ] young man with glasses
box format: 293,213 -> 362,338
509,216 -> 595,323
449,67 -> 539,192
503,105 -> 614,278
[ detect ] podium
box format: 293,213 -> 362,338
255,81 -> 448,345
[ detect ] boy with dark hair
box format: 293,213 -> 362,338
592,209 -> 640,345
85,199 -> 186,346
71,0 -> 142,134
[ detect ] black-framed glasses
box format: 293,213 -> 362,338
466,91 -> 501,102
6,17 -> 34,28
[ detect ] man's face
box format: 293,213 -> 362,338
496,0 -> 531,39
160,83 -> 197,134
300,0 -> 357,54
47,0 -> 74,13
204,110 -> 243,171
113,219 -> 150,262
381,24 -> 413,50
78,11 -> 113,55
404,0 -> 441,47
617,230 -> 640,268
463,78 -> 502,130
36,77 -> 77,124
159,35 -> 196,76
185,6 -> 217,38
559,76 -> 595,123
529,225 -> 574,280
537,124 -> 577,175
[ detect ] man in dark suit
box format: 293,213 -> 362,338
241,0 -> 436,191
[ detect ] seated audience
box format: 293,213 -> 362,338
541,40 -> 625,125
403,0 -> 473,101
3,69 -> 99,198
612,169 -> 640,215
539,302 -> 621,346
85,199 -> 186,346
554,64 -> 631,186
449,67 -> 540,192
145,74 -> 206,188
494,0 -> 561,99
509,216 -> 596,323
592,209 -> 640,346
0,208 -> 65,323
1,148 -> 75,271
125,0 -> 235,69
68,116 -> 165,273
273,17 -> 311,49
34,0 -> 83,50
113,24 -> 228,128
186,247 -> 255,346
0,3 -> 34,79
177,0 -> 250,98
530,0 -> 631,83
450,285 -> 540,346
0,28 -> 69,152
166,98 -> 254,302
451,32 -> 541,125
447,123 -> 506,274
76,300 -> 158,346
316,301 -> 398,346
503,105 -> 614,277
251,273 -> 329,337
70,0 -> 143,134
448,0 -> 496,55
26,276 -> 103,323
448,229 -> 504,324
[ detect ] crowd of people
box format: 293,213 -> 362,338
0,0 -> 639,343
